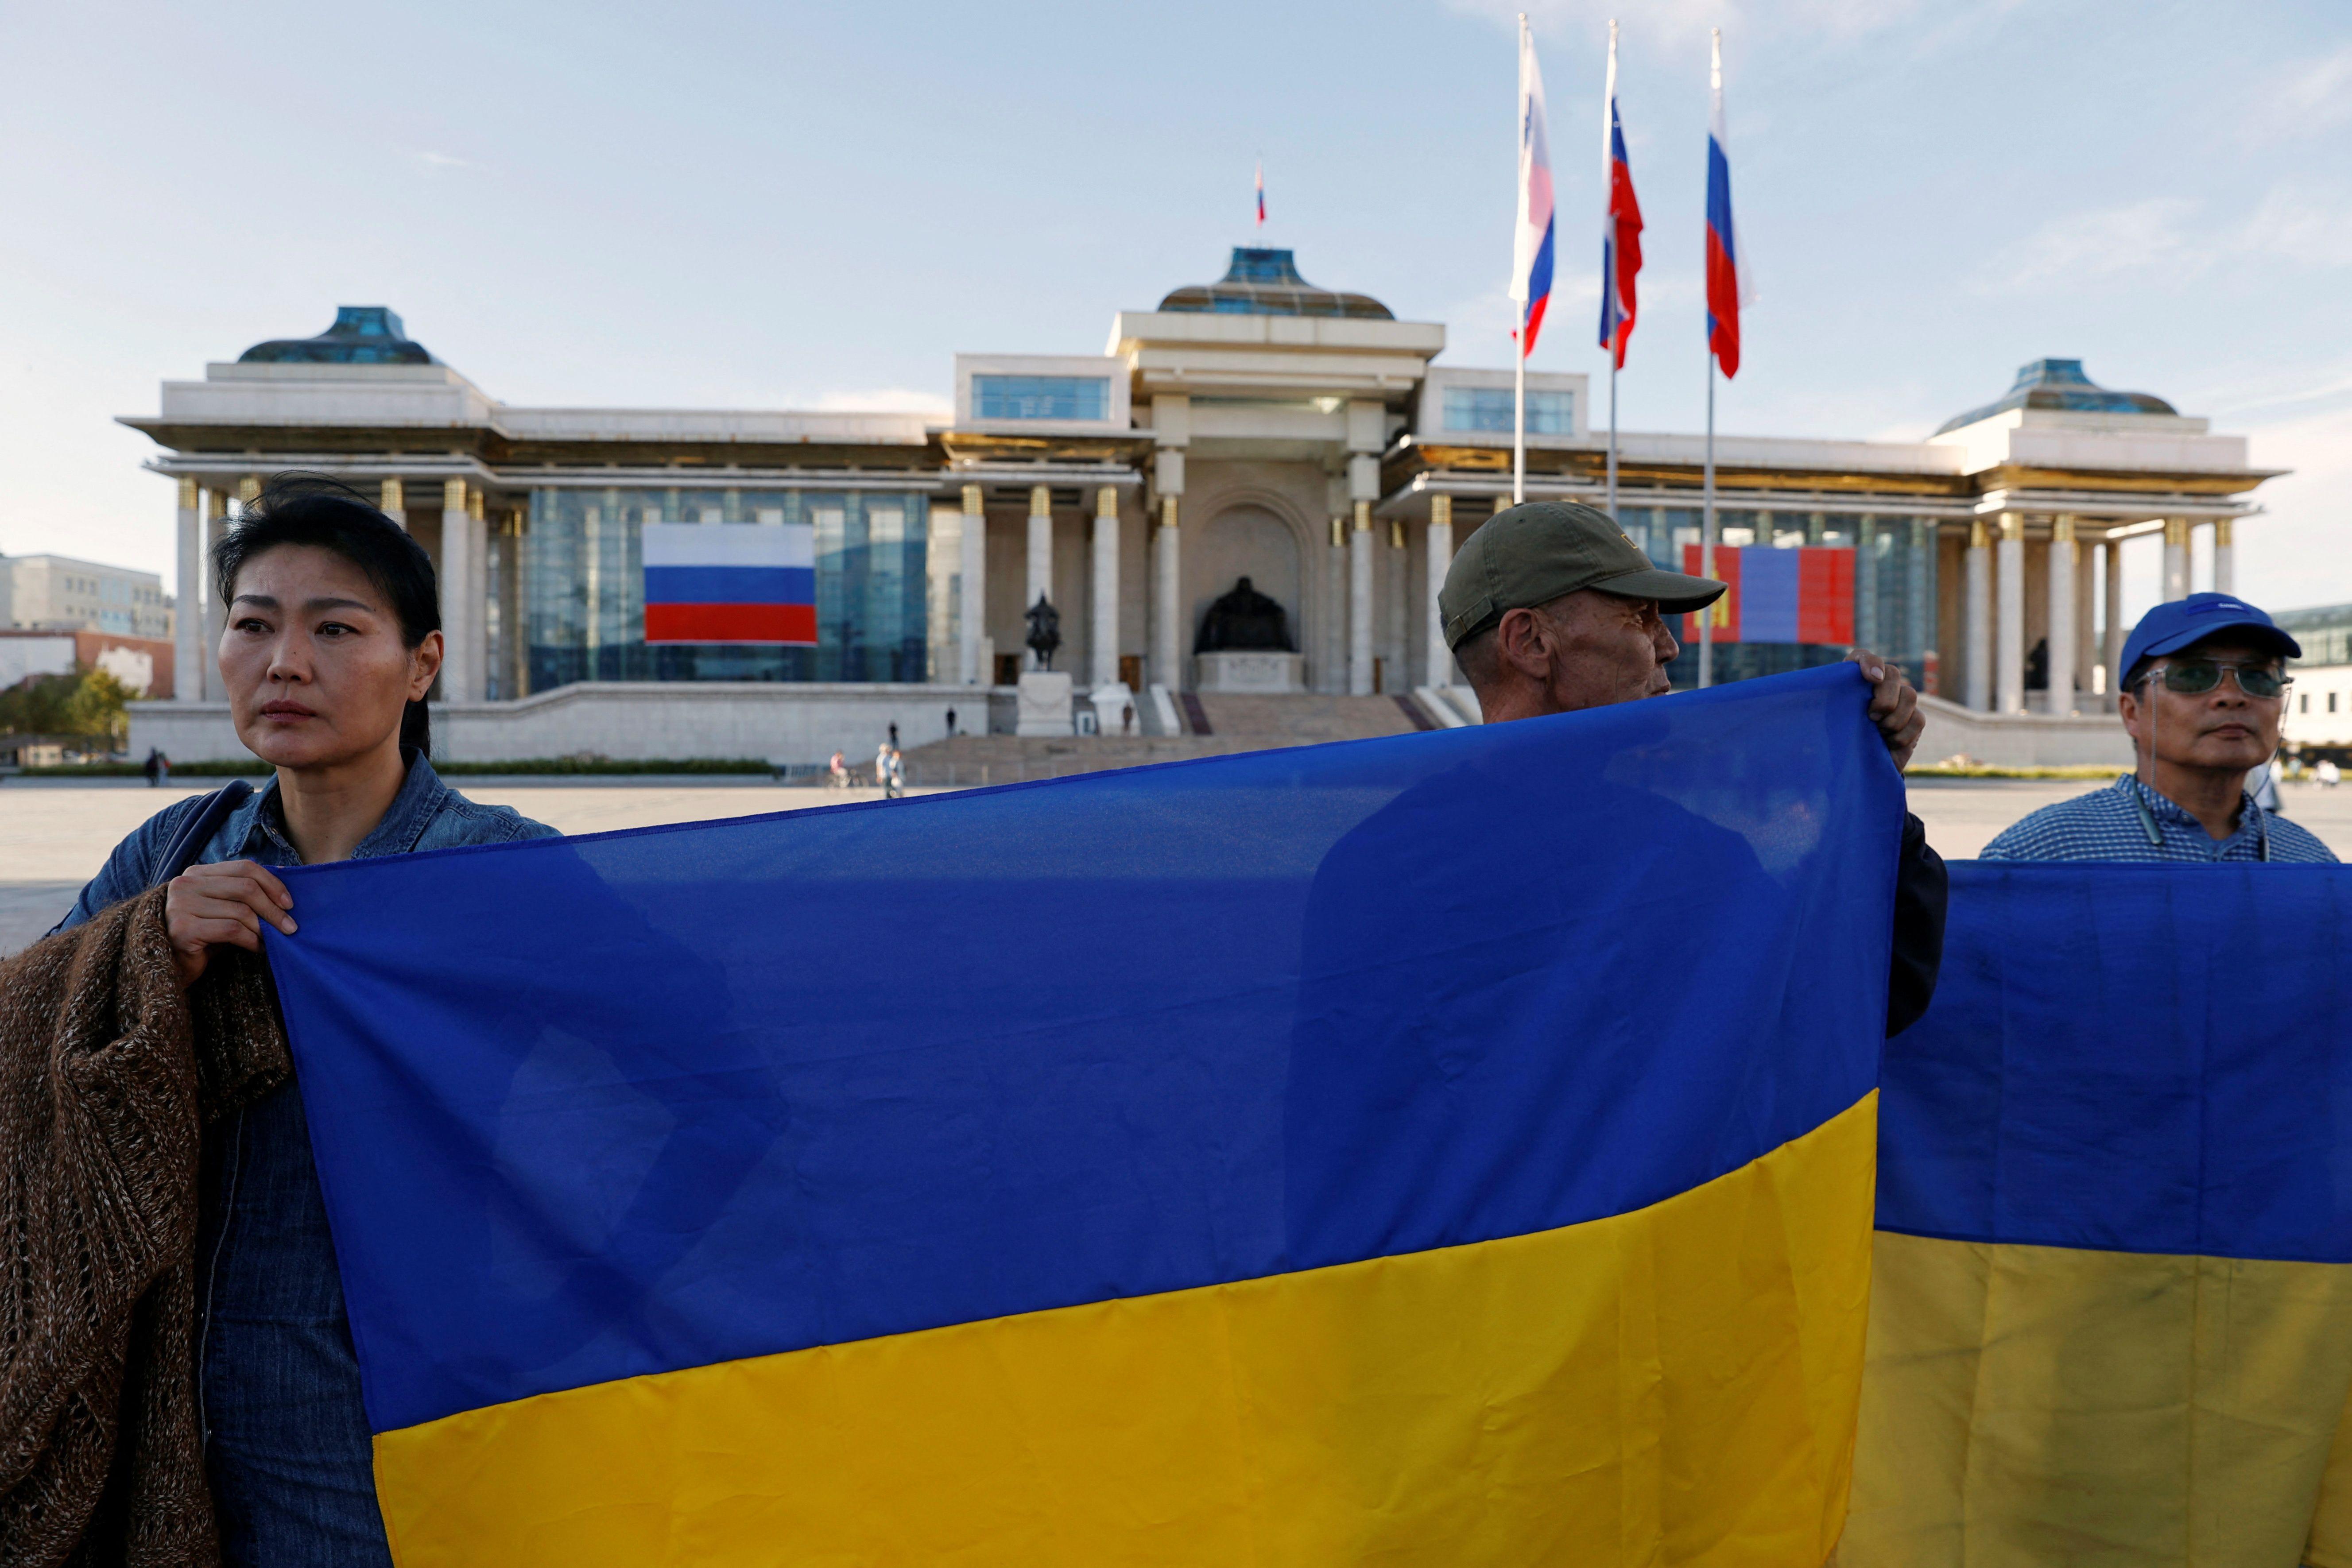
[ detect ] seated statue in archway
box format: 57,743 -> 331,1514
1196,577 -> 1296,654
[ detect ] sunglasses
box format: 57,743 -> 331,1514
2138,659 -> 2291,699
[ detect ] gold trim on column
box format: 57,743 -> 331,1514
1029,485 -> 1050,518
1096,486 -> 1117,519
1998,511 -> 2021,542
2165,516 -> 2190,547
2215,518 -> 2233,547
1330,517 -> 1344,548
1431,494 -> 1453,528
1389,521 -> 1407,550
1353,500 -> 1371,533
380,478 -> 402,513
470,489 -> 486,523
1968,519 -> 1988,550
961,483 -> 983,516
177,475 -> 198,510
238,476 -> 261,505
444,478 -> 468,513
2052,515 -> 2075,544
1160,496 -> 1179,530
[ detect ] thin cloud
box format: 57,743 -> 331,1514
1968,197 -> 2195,294
414,150 -> 484,171
2244,43 -> 2352,144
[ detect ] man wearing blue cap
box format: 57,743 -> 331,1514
1983,592 -> 2337,863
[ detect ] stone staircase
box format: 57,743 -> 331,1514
901,693 -> 1444,786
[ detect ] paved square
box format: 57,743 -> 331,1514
5,774 -> 2346,957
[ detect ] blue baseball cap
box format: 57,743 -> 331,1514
2120,592 -> 2301,684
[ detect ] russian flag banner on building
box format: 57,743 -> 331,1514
1682,544 -> 1854,645
1598,27 -> 1643,369
1512,22 -> 1556,356
1705,30 -> 1752,379
642,521 -> 816,645
261,666 -> 1899,1567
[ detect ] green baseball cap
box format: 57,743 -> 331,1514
1440,500 -> 1726,650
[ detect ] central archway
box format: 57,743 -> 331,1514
1188,505 -> 1303,655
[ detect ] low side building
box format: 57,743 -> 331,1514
120,274 -> 2282,767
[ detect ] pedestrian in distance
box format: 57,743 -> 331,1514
1980,594 -> 2336,863
142,746 -> 168,786
1440,500 -> 1947,1036
44,475 -> 557,1566
828,748 -> 849,790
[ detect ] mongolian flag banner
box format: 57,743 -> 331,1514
262,665 -> 1900,1567
1846,860 -> 2352,1566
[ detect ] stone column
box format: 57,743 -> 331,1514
959,483 -> 985,685
2046,516 -> 2076,716
174,476 -> 202,702
209,481 -> 258,701
1855,515 -> 1879,654
2163,516 -> 2189,602
1426,494 -> 1455,688
1386,519 -> 1409,691
1349,502 -> 1375,695
1026,485 -> 1053,667
1090,484 -> 1119,690
1965,518 -> 1992,712
1152,496 -> 1181,689
468,488 -> 489,698
440,479 -> 474,701
1325,514 -> 1347,693
381,477 -> 407,531
1995,512 -> 2025,714
2104,538 -> 2126,710
2213,517 -> 2235,595
2073,525 -> 2097,708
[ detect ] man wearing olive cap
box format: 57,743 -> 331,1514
1440,500 -> 1946,1035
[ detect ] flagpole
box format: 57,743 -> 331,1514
1513,12 -> 1528,506
1604,18 -> 1619,523
1607,358 -> 1618,523
1701,355 -> 1715,688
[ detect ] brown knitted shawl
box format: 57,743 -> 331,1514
0,888 -> 291,1568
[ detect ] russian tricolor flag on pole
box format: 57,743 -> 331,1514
643,522 -> 818,645
1705,28 -> 1753,379
1598,23 -> 1642,370
1511,19 -> 1556,356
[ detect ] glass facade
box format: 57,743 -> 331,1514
1443,386 -> 1574,435
1612,507 -> 1938,689
523,488 -> 930,691
974,375 -> 1109,422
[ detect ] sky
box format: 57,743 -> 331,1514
2,0 -> 2347,626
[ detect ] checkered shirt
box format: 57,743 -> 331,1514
1979,774 -> 2339,864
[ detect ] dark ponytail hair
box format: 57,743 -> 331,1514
212,472 -> 442,757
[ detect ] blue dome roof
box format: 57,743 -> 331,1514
238,306 -> 434,365
1159,248 -> 1393,319
1935,358 -> 2174,435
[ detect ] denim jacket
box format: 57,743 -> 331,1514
57,749 -> 555,932
54,753 -> 553,1567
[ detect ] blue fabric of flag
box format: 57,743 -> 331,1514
261,665 -> 1899,1438
1878,861 -> 2352,1262
642,565 -> 814,606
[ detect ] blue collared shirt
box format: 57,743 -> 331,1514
1980,774 -> 2338,864
57,749 -> 556,932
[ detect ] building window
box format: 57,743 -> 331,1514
524,487 -> 929,692
1443,386 -> 1574,435
974,375 -> 1109,422
2332,692 -> 2340,714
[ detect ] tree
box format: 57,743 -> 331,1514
62,669 -> 134,749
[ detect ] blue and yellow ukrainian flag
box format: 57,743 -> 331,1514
1846,860 -> 2352,1567
264,666 -> 1899,1566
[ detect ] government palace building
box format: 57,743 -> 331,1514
123,248 -> 2278,768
